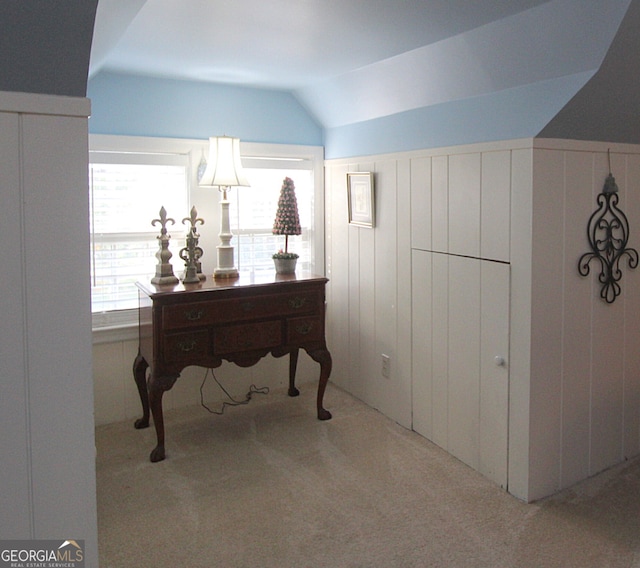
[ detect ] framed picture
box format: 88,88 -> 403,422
347,172 -> 375,228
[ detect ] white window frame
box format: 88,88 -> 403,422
89,134 -> 325,343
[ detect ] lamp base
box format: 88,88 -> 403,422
214,244 -> 238,279
214,267 -> 239,279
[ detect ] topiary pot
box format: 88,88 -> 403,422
273,257 -> 297,274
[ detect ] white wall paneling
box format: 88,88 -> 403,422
481,151 -> 511,262
622,153 -> 640,460
412,251 -> 509,488
0,92 -> 98,565
449,153 -> 481,258
505,147 -> 533,500
0,110 -> 30,537
326,138 -> 640,502
479,260 -> 510,486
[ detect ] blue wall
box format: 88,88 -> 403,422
87,72 -> 323,146
88,69 -> 590,159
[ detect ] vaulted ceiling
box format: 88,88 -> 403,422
2,0 -> 635,150
90,0 -> 636,133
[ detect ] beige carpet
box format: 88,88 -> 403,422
96,383 -> 640,567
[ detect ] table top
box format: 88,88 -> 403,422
136,270 -> 328,298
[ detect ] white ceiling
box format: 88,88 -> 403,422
90,0 -> 551,90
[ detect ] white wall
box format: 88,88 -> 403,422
325,138 -> 640,502
527,139 -> 640,500
0,92 -> 98,565
324,157 -> 413,428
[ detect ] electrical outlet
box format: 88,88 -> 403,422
381,354 -> 391,378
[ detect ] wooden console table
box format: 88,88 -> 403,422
133,272 -> 332,462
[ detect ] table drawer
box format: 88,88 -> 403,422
162,290 -> 321,330
286,316 -> 323,344
163,330 -> 210,363
214,320 -> 282,354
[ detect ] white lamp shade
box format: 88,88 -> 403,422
199,136 -> 250,187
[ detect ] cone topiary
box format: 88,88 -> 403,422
272,177 -> 301,258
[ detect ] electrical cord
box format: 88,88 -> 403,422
199,367 -> 269,415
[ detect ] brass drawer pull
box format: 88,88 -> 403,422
295,323 -> 313,335
184,309 -> 203,321
288,296 -> 307,309
177,339 -> 197,352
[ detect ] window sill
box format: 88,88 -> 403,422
92,308 -> 138,344
92,323 -> 138,345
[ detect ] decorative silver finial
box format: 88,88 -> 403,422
182,206 -> 205,280
150,206 -> 179,285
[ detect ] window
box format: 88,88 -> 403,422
89,151 -> 189,322
89,135 -> 323,332
231,157 -> 316,273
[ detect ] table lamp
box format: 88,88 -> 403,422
199,136 -> 250,278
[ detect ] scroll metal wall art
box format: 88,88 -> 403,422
578,153 -> 638,304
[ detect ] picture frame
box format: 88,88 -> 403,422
347,172 -> 375,228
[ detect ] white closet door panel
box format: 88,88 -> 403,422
411,250 -> 433,438
447,255 -> 481,469
449,153 -> 481,258
432,156 -> 449,253
481,151 -> 511,262
431,252 -> 449,448
479,261 -> 510,487
411,156 -> 432,251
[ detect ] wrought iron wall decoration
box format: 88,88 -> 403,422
578,151 -> 638,303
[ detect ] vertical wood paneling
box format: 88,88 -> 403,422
0,111 -> 32,537
447,256 -> 481,469
479,261 -> 510,487
481,151 -> 511,262
411,250 -> 433,438
411,156 -> 432,251
347,166 -> 363,397
395,158 -> 413,427
374,159 -> 398,416
560,150 -> 593,487
19,109 -> 98,554
431,252 -> 449,448
431,156 -> 449,253
327,139 -> 640,502
623,153 -> 640,458
507,147 -> 533,501
357,162 -> 376,402
529,148 -> 565,496
449,153 -> 481,258
326,164 -> 352,392
590,150 -> 625,474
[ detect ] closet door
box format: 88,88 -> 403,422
412,251 -> 509,488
